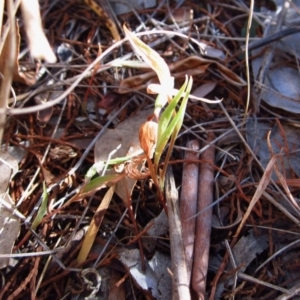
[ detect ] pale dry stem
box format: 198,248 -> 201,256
0,0 -> 16,144
166,166 -> 191,300
20,0 -> 56,63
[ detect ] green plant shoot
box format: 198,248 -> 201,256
154,76 -> 193,190
154,78 -> 189,168
82,173 -> 125,196
31,182 -> 48,230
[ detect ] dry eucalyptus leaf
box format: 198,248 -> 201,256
252,47 -> 300,113
231,229 -> 268,273
204,47 -> 226,59
118,248 -> 171,300
166,6 -> 193,23
94,109 -> 153,171
214,229 -> 268,299
143,209 -> 169,253
114,176 -> 139,206
118,55 -> 245,94
94,109 -> 153,202
0,152 -> 20,269
250,0 -> 300,112
191,82 -> 217,100
6,144 -> 28,164
0,194 -> 21,269
117,56 -> 207,94
246,119 -> 300,179
0,151 -> 18,194
259,0 -> 300,57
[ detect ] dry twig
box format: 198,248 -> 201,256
166,166 -> 191,300
180,139 -> 199,284
192,132 -> 215,299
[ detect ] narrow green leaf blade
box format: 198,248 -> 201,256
82,174 -> 124,195
173,76 -> 193,135
154,77 -> 189,166
158,80 -> 187,135
31,182 -> 48,230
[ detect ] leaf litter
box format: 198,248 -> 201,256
2,0 -> 300,299
0,151 -> 21,269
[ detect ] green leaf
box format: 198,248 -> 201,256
85,164 -> 100,182
154,77 -> 189,166
31,182 -> 48,230
172,76 -> 193,136
82,174 -> 124,195
158,81 -> 187,135
158,77 -> 193,190
85,152 -> 144,183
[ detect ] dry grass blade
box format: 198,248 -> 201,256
234,155 -> 276,238
243,0 -> 254,120
77,185 -> 115,264
262,191 -> 300,227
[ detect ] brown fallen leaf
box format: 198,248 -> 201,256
118,58 -> 209,94
77,185 -> 115,264
94,109 -> 153,204
0,151 -> 20,269
118,248 -> 172,299
118,55 -> 245,94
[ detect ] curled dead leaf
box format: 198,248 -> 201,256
139,117 -> 158,159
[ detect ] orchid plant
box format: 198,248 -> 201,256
84,25 -> 221,194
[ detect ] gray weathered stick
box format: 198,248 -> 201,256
166,166 -> 191,300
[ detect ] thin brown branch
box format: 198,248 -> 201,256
180,139 -> 199,284
192,132 -> 215,299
